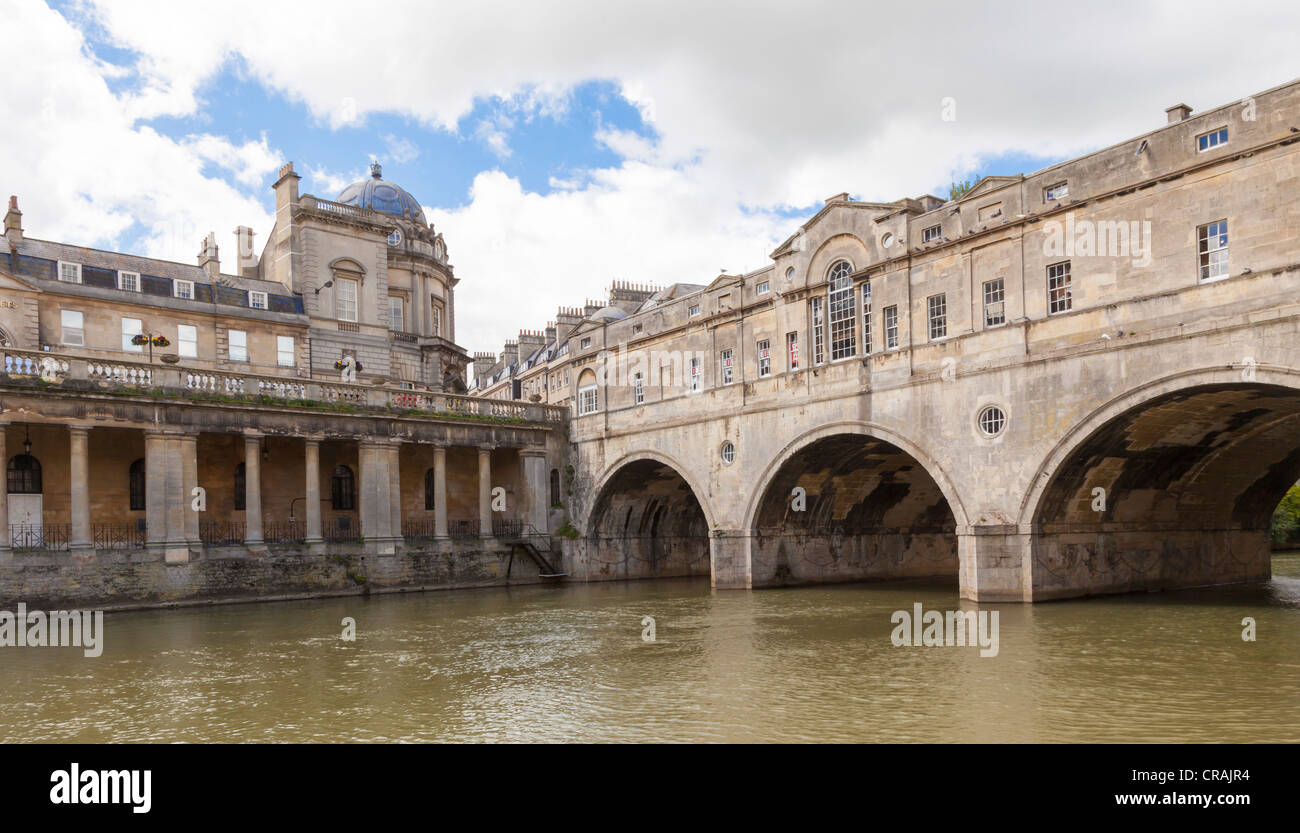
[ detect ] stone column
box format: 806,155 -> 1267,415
180,435 -> 200,545
432,444 -> 448,540
359,441 -> 391,542
478,445 -> 492,539
519,448 -> 548,534
244,434 -> 263,545
304,438 -> 323,543
0,424 -> 9,555
144,432 -> 167,546
388,443 -> 402,541
68,426 -> 91,552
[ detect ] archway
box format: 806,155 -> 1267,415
580,455 -> 712,580
1025,380 -> 1300,599
748,427 -> 963,587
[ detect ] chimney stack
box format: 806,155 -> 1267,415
472,352 -> 496,388
501,339 -> 519,368
517,329 -> 546,357
198,232 -> 220,280
554,306 -> 583,340
4,195 -> 22,248
273,161 -> 300,212
234,226 -> 258,277
1165,103 -> 1193,123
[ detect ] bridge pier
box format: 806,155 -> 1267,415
710,530 -> 751,590
959,527 -> 1032,603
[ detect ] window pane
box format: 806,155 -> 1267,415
122,317 -> 142,351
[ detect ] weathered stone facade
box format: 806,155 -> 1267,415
482,79 -> 1300,602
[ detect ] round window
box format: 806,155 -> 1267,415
978,405 -> 1007,437
785,266 -> 795,284
387,229 -> 402,246
720,441 -> 736,465
881,232 -> 894,248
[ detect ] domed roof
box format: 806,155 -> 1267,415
589,306 -> 628,322
337,162 -> 426,225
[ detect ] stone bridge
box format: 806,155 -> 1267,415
564,303 -> 1300,601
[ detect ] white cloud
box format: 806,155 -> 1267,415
1,0 -> 275,264
12,0 -> 1300,354
383,133 -> 419,164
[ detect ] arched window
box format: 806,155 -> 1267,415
424,468 -> 436,510
7,454 -> 41,494
577,368 -> 598,415
549,468 -> 561,507
234,462 -> 246,511
129,459 -> 146,511
827,259 -> 857,360
331,465 -> 355,511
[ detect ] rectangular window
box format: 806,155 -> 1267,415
632,324 -> 642,335
810,296 -> 825,365
922,224 -> 942,243
228,329 -> 248,362
1047,261 -> 1072,314
1044,182 -> 1069,202
983,278 -> 1006,327
1197,127 -> 1228,152
787,332 -> 799,370
122,317 -> 142,352
177,324 -> 197,358
689,304 -> 700,317
578,384 -> 598,415
117,271 -> 139,292
757,280 -> 770,295
689,357 -> 702,392
387,296 -> 404,331
718,293 -> 731,311
57,261 -> 82,284
828,280 -> 857,361
432,301 -> 443,337
336,278 -> 358,322
633,372 -> 644,405
249,290 -> 268,310
757,339 -> 771,377
720,349 -> 734,385
1198,220 -> 1229,282
580,337 -> 592,349
277,336 -> 295,367
861,282 -> 872,354
173,279 -> 194,300
927,294 -> 947,341
61,309 -> 84,346
883,306 -> 899,350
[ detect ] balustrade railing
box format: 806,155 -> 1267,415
1,347 -> 568,424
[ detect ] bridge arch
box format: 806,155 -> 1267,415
578,450 -> 714,581
744,421 -> 969,587
1019,365 -> 1300,598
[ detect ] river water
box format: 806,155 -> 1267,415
3,555 -> 1298,743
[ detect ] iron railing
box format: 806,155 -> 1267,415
93,522 -> 146,549
200,521 -> 246,546
262,521 -> 303,544
322,519 -> 360,542
10,523 -> 70,550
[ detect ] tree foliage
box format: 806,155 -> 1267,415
1270,481 -> 1300,547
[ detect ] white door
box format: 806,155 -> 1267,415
9,494 -> 42,545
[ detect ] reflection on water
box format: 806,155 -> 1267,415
2,555 -> 1298,743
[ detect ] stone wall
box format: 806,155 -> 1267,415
0,540 -> 550,610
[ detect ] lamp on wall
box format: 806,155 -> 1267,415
22,423 -> 31,455
314,280 -> 334,295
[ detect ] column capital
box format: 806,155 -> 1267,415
518,446 -> 547,458
477,443 -> 495,453
66,424 -> 92,436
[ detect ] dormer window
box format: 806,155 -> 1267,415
249,291 -> 268,310
57,261 -> 82,284
173,280 -> 194,300
1197,127 -> 1228,152
117,271 -> 140,291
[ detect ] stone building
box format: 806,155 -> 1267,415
477,79 -> 1300,602
0,164 -> 565,607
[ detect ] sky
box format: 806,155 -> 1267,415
2,0 -> 1299,354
